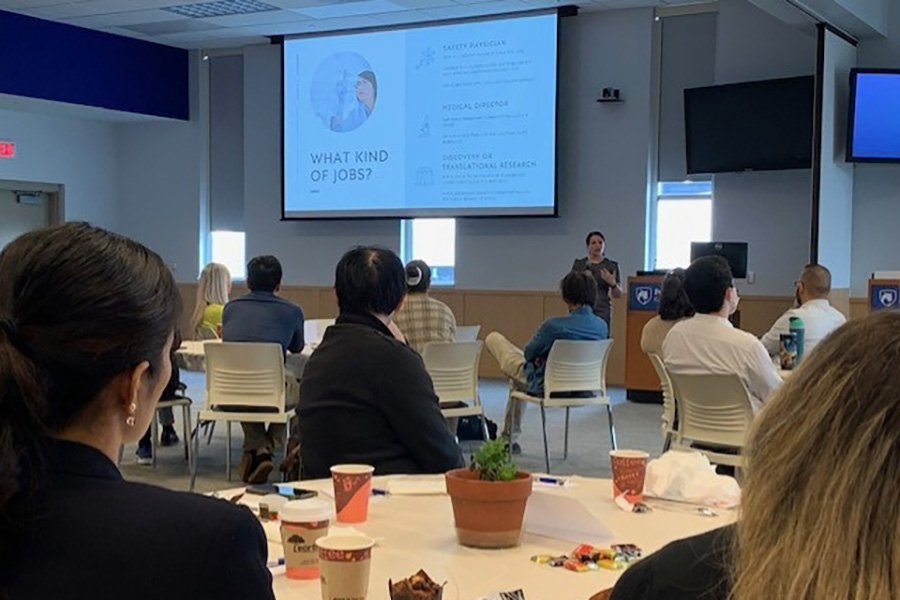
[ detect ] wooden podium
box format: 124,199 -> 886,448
869,277 -> 900,312
625,275 -> 664,403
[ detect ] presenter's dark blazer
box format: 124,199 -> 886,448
2,440 -> 274,600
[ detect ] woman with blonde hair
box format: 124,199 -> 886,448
191,262 -> 231,339
611,310 -> 900,600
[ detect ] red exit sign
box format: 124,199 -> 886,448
0,141 -> 14,158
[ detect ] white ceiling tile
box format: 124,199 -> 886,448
308,14 -> 380,29
155,29 -> 218,41
390,0 -> 454,9
290,0 -> 405,18
201,9 -> 309,26
367,8 -> 430,23
99,25 -> 157,39
21,2 -> 101,17
421,0 -> 529,18
222,20 -> 313,33
55,0 -> 149,15
64,8 -> 180,26
0,0 -> 72,9
519,0 -> 569,7
192,35 -> 268,47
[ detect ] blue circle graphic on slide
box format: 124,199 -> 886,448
310,52 -> 377,133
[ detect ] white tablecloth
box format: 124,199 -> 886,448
216,475 -> 736,600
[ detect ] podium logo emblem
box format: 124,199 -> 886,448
635,287 -> 654,306
880,288 -> 898,307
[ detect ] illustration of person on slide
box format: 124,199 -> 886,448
330,70 -> 377,133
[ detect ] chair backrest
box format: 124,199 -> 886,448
422,341 -> 482,405
204,342 -> 286,411
304,318 -> 335,344
195,326 -> 219,341
667,372 -> 754,448
648,353 -> 676,434
543,339 -> 614,402
455,325 -> 481,342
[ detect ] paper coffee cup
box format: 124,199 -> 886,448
331,464 -> 375,523
280,497 -> 332,580
610,450 -> 649,504
316,535 -> 375,600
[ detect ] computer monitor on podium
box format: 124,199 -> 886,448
690,242 -> 748,279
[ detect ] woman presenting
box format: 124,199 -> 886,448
572,231 -> 622,327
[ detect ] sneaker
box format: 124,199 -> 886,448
160,425 -> 179,447
247,453 -> 275,484
510,442 -> 522,456
135,443 -> 152,466
238,451 -> 255,483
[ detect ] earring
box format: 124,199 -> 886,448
126,402 -> 137,427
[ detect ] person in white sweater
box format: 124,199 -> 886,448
760,264 -> 847,357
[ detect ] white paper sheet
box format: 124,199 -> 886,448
524,491 -> 615,545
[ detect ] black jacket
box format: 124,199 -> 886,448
297,312 -> 464,479
3,440 -> 274,600
610,526 -> 732,600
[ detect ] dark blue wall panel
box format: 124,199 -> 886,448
0,10 -> 189,120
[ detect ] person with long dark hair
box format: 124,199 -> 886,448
572,231 -> 622,328
0,223 -> 273,599
640,268 -> 695,357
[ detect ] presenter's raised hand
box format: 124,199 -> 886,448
599,268 -> 617,286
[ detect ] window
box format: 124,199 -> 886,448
210,230 -> 246,280
653,181 -> 713,270
400,219 -> 456,286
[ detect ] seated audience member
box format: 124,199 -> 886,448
612,312 -> 900,600
0,223 -> 272,599
222,255 -> 304,484
485,271 -> 608,454
393,259 -> 457,354
135,332 -> 184,465
760,263 -> 846,356
191,262 -> 231,339
640,268 -> 694,357
297,247 -> 464,478
663,256 -> 780,413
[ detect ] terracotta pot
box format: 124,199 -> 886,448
445,468 -> 533,549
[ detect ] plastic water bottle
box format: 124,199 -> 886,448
789,316 -> 805,362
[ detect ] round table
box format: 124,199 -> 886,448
216,475 -> 736,600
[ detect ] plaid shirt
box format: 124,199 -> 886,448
394,293 -> 457,354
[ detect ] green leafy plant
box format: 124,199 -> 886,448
470,439 -> 519,482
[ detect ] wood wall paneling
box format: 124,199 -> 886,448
179,283 -> 828,387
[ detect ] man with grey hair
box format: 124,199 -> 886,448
760,264 -> 847,357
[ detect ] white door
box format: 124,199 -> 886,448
0,189 -> 49,251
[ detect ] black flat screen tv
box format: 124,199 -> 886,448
847,69 -> 900,163
684,76 -> 814,174
690,242 -> 748,279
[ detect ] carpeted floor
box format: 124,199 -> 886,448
120,372 -> 667,494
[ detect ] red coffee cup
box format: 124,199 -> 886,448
610,450 -> 649,504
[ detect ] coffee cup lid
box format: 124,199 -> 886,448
281,497 -> 332,523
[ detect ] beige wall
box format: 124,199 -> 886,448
182,284 -> 829,386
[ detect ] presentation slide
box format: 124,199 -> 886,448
851,72 -> 900,161
283,12 -> 558,219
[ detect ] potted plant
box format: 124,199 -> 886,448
445,439 -> 533,549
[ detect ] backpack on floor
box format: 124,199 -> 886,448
456,416 -> 498,441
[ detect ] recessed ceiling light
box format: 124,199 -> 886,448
163,0 -> 279,18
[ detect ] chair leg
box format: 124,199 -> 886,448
190,418 -> 201,493
480,413 -> 490,442
563,407 -> 570,460
182,405 -> 191,462
662,432 -> 672,454
151,411 -> 159,469
606,404 -> 618,451
225,421 -> 232,482
540,403 -> 551,474
206,421 -> 216,445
